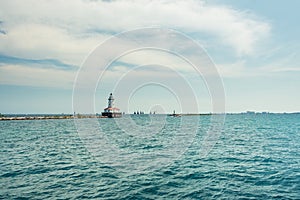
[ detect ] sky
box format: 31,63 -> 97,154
0,0 -> 299,114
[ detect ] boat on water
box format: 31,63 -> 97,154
102,93 -> 122,118
168,110 -> 181,117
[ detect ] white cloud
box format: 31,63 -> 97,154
216,57 -> 300,78
0,64 -> 76,88
0,23 -> 109,66
116,50 -> 191,72
0,0 -> 272,89
0,0 -> 270,60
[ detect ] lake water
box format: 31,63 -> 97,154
1,114 -> 299,199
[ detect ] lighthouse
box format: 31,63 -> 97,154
102,93 -> 122,118
108,93 -> 114,108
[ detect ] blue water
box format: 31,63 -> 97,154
1,114 -> 299,199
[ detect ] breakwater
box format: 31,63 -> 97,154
0,115 -> 105,121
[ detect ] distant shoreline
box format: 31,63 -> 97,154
0,112 -> 299,121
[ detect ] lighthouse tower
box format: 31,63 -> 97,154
108,93 -> 114,108
102,93 -> 122,118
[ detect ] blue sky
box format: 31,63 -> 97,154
0,0 -> 299,114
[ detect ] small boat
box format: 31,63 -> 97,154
168,110 -> 181,117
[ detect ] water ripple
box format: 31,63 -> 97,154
0,114 -> 299,199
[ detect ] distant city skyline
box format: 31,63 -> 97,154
0,0 -> 299,114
